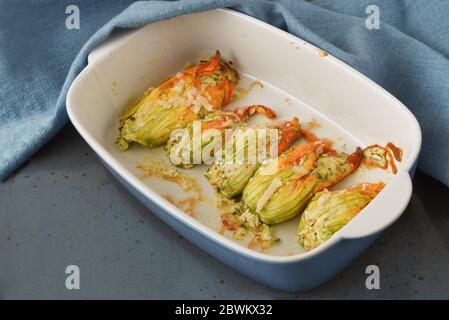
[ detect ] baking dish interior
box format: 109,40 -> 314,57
67,9 -> 420,257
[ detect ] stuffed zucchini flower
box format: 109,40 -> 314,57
297,182 -> 385,251
117,51 -> 239,150
205,117 -> 301,198
166,105 -> 276,168
243,143 -> 363,225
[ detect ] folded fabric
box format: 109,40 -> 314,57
1,0 -> 448,187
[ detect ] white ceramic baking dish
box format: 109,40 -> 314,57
66,9 -> 421,291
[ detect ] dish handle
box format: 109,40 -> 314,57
340,170 -> 413,239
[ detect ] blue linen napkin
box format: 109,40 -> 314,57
1,0 -> 449,186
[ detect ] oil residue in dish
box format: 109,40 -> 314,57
318,49 -> 329,57
232,80 -> 264,101
138,160 -> 204,200
306,118 -> 322,130
163,195 -> 197,217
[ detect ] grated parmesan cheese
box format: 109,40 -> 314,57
256,177 -> 283,213
292,165 -> 309,177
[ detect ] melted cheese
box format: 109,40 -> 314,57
256,177 -> 283,213
292,165 -> 309,177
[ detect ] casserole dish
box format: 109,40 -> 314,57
66,9 -> 421,291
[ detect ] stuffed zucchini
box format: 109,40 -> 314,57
165,105 -> 276,168
117,51 -> 239,150
243,143 -> 363,225
297,182 -> 384,251
205,117 -> 302,198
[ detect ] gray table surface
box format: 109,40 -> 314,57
1,124 -> 448,299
